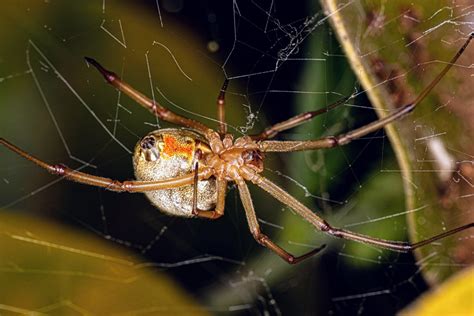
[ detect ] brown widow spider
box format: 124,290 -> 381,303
1,33 -> 473,264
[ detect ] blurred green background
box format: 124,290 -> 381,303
0,1 -> 472,315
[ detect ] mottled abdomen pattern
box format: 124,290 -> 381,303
133,128 -> 217,217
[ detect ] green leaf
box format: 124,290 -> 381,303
320,0 -> 474,283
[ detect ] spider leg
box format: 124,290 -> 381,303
252,174 -> 474,252
1,138 -> 211,192
191,161 -> 226,219
217,79 -> 230,135
84,57 -> 213,135
259,33 -> 473,152
250,95 -> 352,141
238,180 -> 326,264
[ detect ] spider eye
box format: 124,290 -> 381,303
140,136 -> 160,162
242,149 -> 262,161
242,150 -> 253,161
242,149 -> 264,171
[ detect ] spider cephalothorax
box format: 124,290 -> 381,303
204,132 -> 265,182
1,33 -> 472,264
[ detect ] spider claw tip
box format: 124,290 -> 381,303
84,56 -> 99,66
84,57 -> 117,83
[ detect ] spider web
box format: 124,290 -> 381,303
0,0 -> 473,315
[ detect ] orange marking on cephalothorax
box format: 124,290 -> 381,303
162,134 -> 194,161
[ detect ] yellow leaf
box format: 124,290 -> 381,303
0,211 -> 208,315
400,267 -> 474,316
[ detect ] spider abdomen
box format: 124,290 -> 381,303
133,128 -> 217,217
